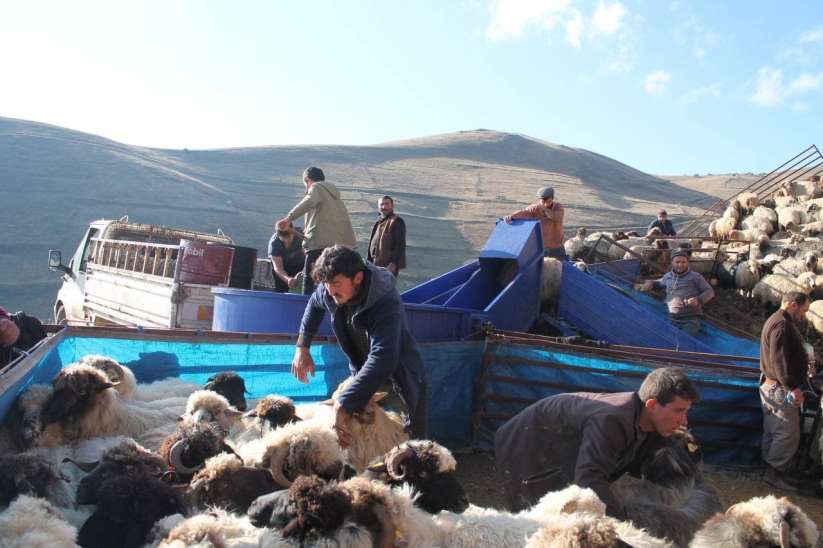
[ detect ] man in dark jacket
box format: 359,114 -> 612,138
291,245 -> 428,444
367,196 -> 406,277
494,367 -> 698,516
759,291 -> 812,491
648,210 -> 676,236
0,306 -> 47,369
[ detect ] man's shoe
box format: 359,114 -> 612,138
762,466 -> 800,492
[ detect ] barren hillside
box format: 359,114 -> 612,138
0,117 -> 715,319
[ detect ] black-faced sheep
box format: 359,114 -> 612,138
690,495 -> 819,548
0,494 -> 78,548
232,394 -> 302,445
72,438 -> 166,505
0,383 -> 52,451
0,453 -> 72,508
363,440 -> 469,514
609,431 -> 723,546
187,453 -> 278,513
253,475 -> 397,548
158,421 -> 236,482
204,371 -> 249,412
38,364 -> 182,446
77,473 -> 185,548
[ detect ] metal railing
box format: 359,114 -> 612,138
679,145 -> 823,236
88,237 -> 180,279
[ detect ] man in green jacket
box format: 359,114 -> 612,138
277,167 -> 357,294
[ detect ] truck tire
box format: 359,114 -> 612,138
55,304 -> 67,325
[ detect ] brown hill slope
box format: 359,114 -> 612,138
0,117 -> 714,319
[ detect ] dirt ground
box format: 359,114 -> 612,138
455,450 -> 823,540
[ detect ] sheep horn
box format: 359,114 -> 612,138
386,445 -> 415,481
779,521 -> 790,548
169,439 -> 204,476
268,443 -> 293,488
61,457 -> 100,473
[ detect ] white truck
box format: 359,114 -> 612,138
48,219 -> 238,329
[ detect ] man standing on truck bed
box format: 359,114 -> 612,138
367,195 -> 406,277
268,221 -> 305,292
277,167 -> 357,295
0,306 -> 46,369
503,186 -> 565,260
290,245 -> 428,444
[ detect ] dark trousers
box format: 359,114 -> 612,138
302,248 -> 324,295
378,378 -> 428,439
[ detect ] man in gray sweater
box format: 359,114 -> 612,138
643,250 -> 715,336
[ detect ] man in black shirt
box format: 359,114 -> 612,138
268,222 -> 306,293
0,306 -> 46,369
647,210 -> 676,236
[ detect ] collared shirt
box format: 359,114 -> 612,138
653,269 -> 714,317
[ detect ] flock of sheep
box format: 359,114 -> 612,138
561,177 -> 823,335
0,353 -> 819,547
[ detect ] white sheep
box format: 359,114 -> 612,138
181,389 -> 244,432
807,300 -> 823,335
752,274 -> 814,307
734,260 -> 762,297
690,495 -> 819,548
736,192 -> 759,213
0,495 -> 78,548
541,257 -> 563,304
800,220 -> 823,235
564,228 -> 588,260
752,205 -> 778,224
776,206 -> 807,231
157,509 -> 261,548
774,195 -> 798,208
37,364 -> 183,447
741,215 -> 774,236
773,252 -> 819,277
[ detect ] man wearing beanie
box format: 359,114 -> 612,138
641,251 -> 714,336
503,186 -> 566,259
0,306 -> 47,369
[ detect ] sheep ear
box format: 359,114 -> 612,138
97,382 -> 117,392
244,410 -> 258,418
225,408 -> 244,419
320,399 -> 334,406
371,392 -> 388,403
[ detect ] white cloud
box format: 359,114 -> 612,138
680,82 -> 723,104
485,0 -> 571,41
591,1 -> 625,37
749,67 -> 823,107
670,6 -> 718,61
484,0 -> 629,51
750,67 -> 783,107
799,27 -> 823,45
643,70 -> 671,95
565,9 -> 584,48
788,73 -> 822,94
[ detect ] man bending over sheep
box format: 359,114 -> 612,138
495,367 -> 699,516
291,245 -> 428,445
641,250 -> 715,336
759,291 -> 814,492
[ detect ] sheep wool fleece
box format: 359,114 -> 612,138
298,263 -> 427,419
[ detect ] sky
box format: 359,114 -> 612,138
1,0 -> 821,175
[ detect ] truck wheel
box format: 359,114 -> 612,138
55,304 -> 67,325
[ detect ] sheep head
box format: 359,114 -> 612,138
263,422 -> 349,488
181,389 -> 243,431
73,439 -> 166,505
80,354 -> 126,384
204,371 -> 249,412
188,453 -> 277,513
365,440 -> 469,514
640,429 -> 703,488
0,454 -> 69,508
41,364 -> 116,426
246,395 -> 301,432
158,422 -> 233,481
6,384 -> 52,450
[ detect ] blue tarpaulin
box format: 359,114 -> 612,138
475,337 -> 763,467
560,261 -> 760,358
0,330 -> 484,447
